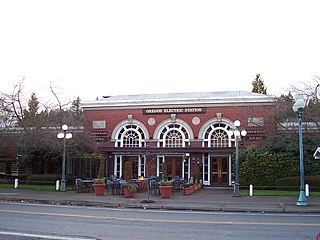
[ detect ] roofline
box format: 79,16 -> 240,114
81,92 -> 275,109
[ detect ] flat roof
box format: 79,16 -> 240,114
81,91 -> 275,109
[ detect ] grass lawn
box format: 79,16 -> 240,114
0,183 -> 74,191
240,189 -> 320,197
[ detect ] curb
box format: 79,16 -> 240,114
1,197 -> 320,214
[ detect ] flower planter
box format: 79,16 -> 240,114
159,185 -> 173,198
93,183 -> 106,195
123,186 -> 135,198
184,187 -> 192,195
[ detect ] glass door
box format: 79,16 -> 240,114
211,157 -> 228,185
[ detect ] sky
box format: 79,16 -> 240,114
0,0 -> 319,104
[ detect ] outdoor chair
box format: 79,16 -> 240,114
172,178 -> 181,192
149,179 -> 160,195
106,179 -> 112,194
111,180 -> 121,195
75,178 -> 86,192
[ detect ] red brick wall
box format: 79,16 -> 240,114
83,103 -> 277,149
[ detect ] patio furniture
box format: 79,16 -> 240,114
75,178 -> 94,192
75,178 -> 85,192
149,179 -> 160,195
81,179 -> 94,192
111,180 -> 122,195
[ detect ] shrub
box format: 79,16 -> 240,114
275,176 -> 320,188
160,181 -> 171,186
26,174 -> 64,184
239,147 -> 279,186
162,161 -> 167,181
124,161 -> 132,181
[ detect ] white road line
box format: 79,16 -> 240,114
0,231 -> 94,240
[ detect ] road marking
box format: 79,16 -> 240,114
3,201 -> 320,218
0,230 -> 93,240
0,209 -> 319,227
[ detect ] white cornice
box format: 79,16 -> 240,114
81,91 -> 275,109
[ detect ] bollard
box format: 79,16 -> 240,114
14,179 -> 19,189
249,184 -> 253,197
305,184 -> 310,197
56,180 -> 60,191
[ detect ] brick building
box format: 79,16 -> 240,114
81,91 -> 276,186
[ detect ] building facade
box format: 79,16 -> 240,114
81,91 -> 276,186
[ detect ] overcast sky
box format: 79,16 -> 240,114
0,0 -> 319,103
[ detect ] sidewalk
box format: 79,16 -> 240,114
1,187 -> 320,214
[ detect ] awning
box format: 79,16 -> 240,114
98,146 -> 236,156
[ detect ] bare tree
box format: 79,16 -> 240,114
0,79 -> 26,128
0,80 -> 94,174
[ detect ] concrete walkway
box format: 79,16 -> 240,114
1,187 -> 320,213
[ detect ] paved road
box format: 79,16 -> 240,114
0,202 -> 319,240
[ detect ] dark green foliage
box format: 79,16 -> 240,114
239,146 -> 281,186
162,161 -> 167,181
160,181 -> 171,186
252,73 -> 267,94
239,133 -> 320,186
84,153 -> 105,183
275,176 -> 320,188
97,157 -> 105,180
26,174 -> 73,184
124,161 -> 132,181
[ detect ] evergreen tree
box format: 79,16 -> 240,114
252,74 -> 267,94
70,96 -> 83,123
22,92 -> 47,127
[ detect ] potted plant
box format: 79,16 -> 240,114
123,161 -> 137,197
190,182 -> 195,193
92,154 -> 106,195
123,182 -> 138,198
184,182 -> 192,195
159,161 -> 173,198
196,171 -> 202,189
194,175 -> 198,191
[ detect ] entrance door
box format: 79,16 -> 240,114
165,157 -> 182,180
211,157 -> 228,185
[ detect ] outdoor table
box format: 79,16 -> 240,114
81,179 -> 94,191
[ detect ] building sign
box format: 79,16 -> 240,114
248,117 -> 264,127
90,131 -> 109,142
143,107 -> 206,115
92,120 -> 106,129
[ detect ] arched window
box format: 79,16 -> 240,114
158,123 -> 190,147
203,122 -> 233,148
115,124 -> 146,147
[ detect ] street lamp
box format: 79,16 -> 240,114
229,120 -> 247,197
292,94 -> 308,206
57,124 -> 72,192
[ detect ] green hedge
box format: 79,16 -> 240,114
26,174 -> 74,184
275,176 -> 320,188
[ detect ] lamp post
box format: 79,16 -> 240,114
292,94 -> 308,206
57,124 -> 72,192
229,120 -> 247,197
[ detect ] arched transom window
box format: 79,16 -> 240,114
115,124 -> 146,147
204,122 -> 233,148
158,123 -> 190,147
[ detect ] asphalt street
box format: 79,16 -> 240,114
0,202 -> 319,240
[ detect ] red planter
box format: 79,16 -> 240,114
159,185 -> 173,198
184,187 -> 192,195
123,186 -> 134,198
93,183 -> 106,195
